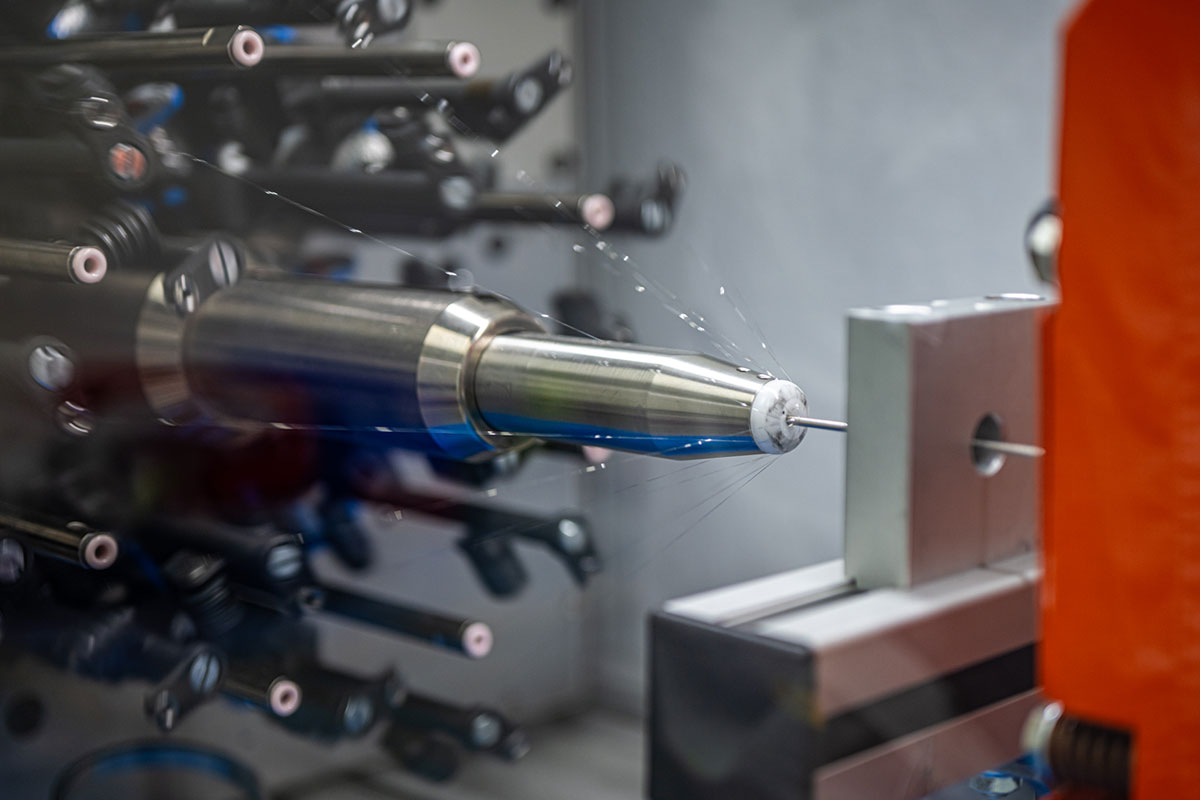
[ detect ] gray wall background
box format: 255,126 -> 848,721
578,0 -> 1076,711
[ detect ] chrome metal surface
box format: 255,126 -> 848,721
844,295 -> 1052,590
473,333 -> 808,458
137,265 -> 226,424
183,280 -> 541,458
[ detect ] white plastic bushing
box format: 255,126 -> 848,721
69,246 -> 107,284
580,194 -> 616,231
269,679 -> 302,717
448,42 -> 481,79
462,621 -> 494,659
82,533 -> 119,570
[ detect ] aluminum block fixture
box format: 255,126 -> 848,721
844,294 -> 1050,589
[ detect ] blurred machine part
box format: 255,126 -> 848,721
0,0 -> 814,793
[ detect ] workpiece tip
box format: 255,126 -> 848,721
750,379 -> 808,454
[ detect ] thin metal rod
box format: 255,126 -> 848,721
971,439 -> 1045,458
787,415 -> 849,432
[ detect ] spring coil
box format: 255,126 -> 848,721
77,201 -> 162,270
163,553 -> 244,638
1047,713 -> 1132,797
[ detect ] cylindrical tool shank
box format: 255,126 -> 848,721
0,27 -> 263,72
0,508 -> 118,569
239,167 -> 476,217
473,192 -> 614,230
473,333 -> 808,457
258,40 -> 478,78
314,586 -> 492,659
183,279 -> 541,458
0,238 -> 106,284
224,663 -> 302,717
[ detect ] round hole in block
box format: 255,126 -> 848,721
971,413 -> 1006,476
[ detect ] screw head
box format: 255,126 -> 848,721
556,519 -> 588,555
265,544 -> 303,581
342,694 -> 375,735
55,401 -> 95,437
77,96 -> 120,130
108,142 -> 148,182
513,77 -> 545,115
172,273 -> 198,315
188,652 -> 221,694
208,241 -> 240,287
469,712 -> 503,748
438,176 -> 476,211
28,344 -> 74,392
969,772 -> 1020,797
0,539 -> 26,584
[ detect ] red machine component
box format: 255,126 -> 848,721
1043,0 -> 1200,796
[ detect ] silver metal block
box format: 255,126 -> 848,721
844,295 -> 1053,590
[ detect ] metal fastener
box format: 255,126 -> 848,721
0,539 -> 26,584
265,544 -> 303,581
470,712 -> 503,748
969,772 -> 1020,797
108,142 -> 148,182
342,694 -> 375,735
556,519 -> 588,555
173,273 -> 198,315
188,652 -> 222,694
28,344 -> 75,392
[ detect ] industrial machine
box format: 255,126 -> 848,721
0,1 -> 802,793
1,0 -> 1187,798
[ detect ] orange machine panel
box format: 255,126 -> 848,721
1044,0 -> 1200,796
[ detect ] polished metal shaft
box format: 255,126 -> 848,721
180,280 -> 807,460
473,333 -> 808,458
181,279 -> 541,458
